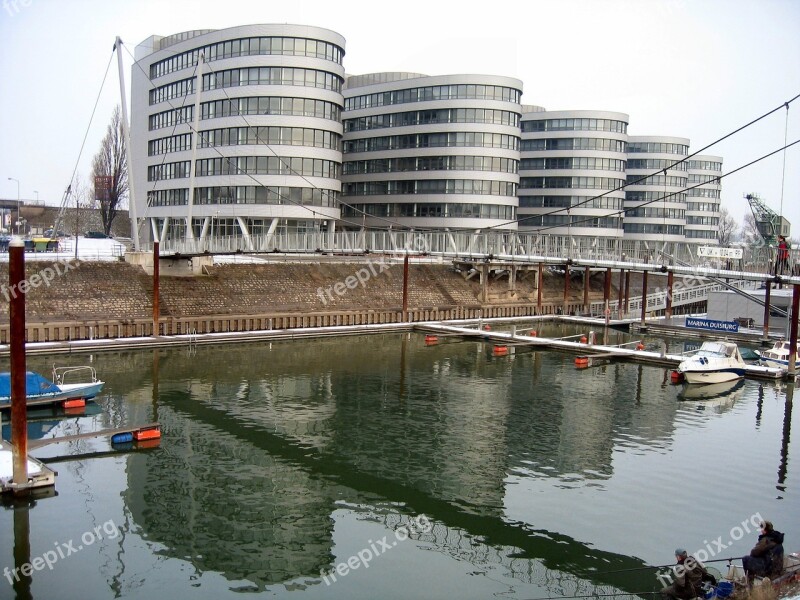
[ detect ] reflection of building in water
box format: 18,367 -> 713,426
123,400 -> 335,589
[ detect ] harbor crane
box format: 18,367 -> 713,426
744,193 -> 785,245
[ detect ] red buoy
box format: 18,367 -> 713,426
483,324 -> 491,331
530,331 -> 537,337
425,334 -> 438,344
580,336 -> 588,344
636,343 -> 645,351
493,345 -> 508,356
670,370 -> 684,384
575,356 -> 590,368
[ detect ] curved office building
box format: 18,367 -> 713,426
340,73 -> 523,230
518,109 -> 628,237
130,25 -> 346,242
685,155 -> 722,242
623,136 -> 690,243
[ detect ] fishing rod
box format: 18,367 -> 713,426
598,557 -> 740,575
528,591 -> 660,599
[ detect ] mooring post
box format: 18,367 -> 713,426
153,240 -> 160,335
618,268 -> 624,316
537,262 -> 543,313
402,253 -> 409,321
788,283 -> 799,376
640,270 -> 649,328
624,270 -> 631,318
9,236 -> 29,494
563,263 -> 570,314
583,266 -> 590,315
762,281 -> 772,345
666,271 -> 674,319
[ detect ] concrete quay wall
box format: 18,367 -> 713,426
0,260 -> 610,343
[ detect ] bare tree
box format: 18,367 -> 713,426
717,207 -> 737,246
742,212 -> 761,244
91,105 -> 128,236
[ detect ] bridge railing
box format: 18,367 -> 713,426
148,231 -> 777,271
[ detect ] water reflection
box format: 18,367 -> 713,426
11,331 -> 798,598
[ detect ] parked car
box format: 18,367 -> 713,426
84,231 -> 112,239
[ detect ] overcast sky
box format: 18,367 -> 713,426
1,0 -> 798,235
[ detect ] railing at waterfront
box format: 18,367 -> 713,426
148,231 -> 778,272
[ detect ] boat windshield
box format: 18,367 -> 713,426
696,342 -> 729,357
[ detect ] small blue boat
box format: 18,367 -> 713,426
0,366 -> 104,409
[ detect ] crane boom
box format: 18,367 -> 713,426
745,193 -> 782,245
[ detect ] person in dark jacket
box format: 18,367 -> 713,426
742,521 -> 784,582
661,549 -> 713,599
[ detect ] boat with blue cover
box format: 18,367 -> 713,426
0,366 -> 104,409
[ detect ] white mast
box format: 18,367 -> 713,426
115,36 -> 141,250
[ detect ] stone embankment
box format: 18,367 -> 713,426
0,258 -> 624,343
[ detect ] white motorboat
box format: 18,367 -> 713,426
677,341 -> 746,384
757,340 -> 800,369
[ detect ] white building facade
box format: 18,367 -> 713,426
518,109 -> 628,238
340,73 -> 523,230
130,25 -> 346,243
623,136 -> 690,243
685,155 -> 723,242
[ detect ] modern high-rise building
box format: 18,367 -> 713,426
518,109 -> 628,238
341,72 -> 523,230
685,156 -> 723,242
623,136 -> 690,243
130,25 -> 346,243
128,24 -> 722,245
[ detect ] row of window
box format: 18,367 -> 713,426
625,207 -> 686,219
198,127 -> 340,150
343,132 -> 519,153
150,77 -> 194,105
203,67 -> 342,93
342,202 -> 516,220
201,96 -> 341,122
148,96 -> 343,130
623,223 -> 684,235
686,215 -> 720,226
627,142 -> 689,155
685,229 -> 719,239
150,37 -> 344,79
518,215 -> 621,229
342,155 -> 517,175
687,160 -> 722,171
625,191 -> 687,204
520,176 -> 626,191
517,195 -> 624,210
147,186 -> 339,207
148,161 -> 191,181
521,137 -> 627,153
626,174 -> 687,187
686,201 -> 721,212
343,108 -> 519,132
687,188 -> 721,199
343,179 -> 517,197
149,133 -> 193,156
195,156 -> 340,178
688,174 -> 721,184
522,118 -> 628,134
520,157 -> 625,172
344,84 -> 521,111
627,158 -> 688,171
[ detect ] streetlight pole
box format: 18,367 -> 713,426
33,191 -> 39,203
7,177 -> 20,235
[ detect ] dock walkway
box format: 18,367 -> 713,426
415,322 -> 786,380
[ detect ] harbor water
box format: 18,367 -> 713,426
1,326 -> 798,599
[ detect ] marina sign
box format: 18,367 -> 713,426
698,246 -> 744,259
685,317 -> 739,333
